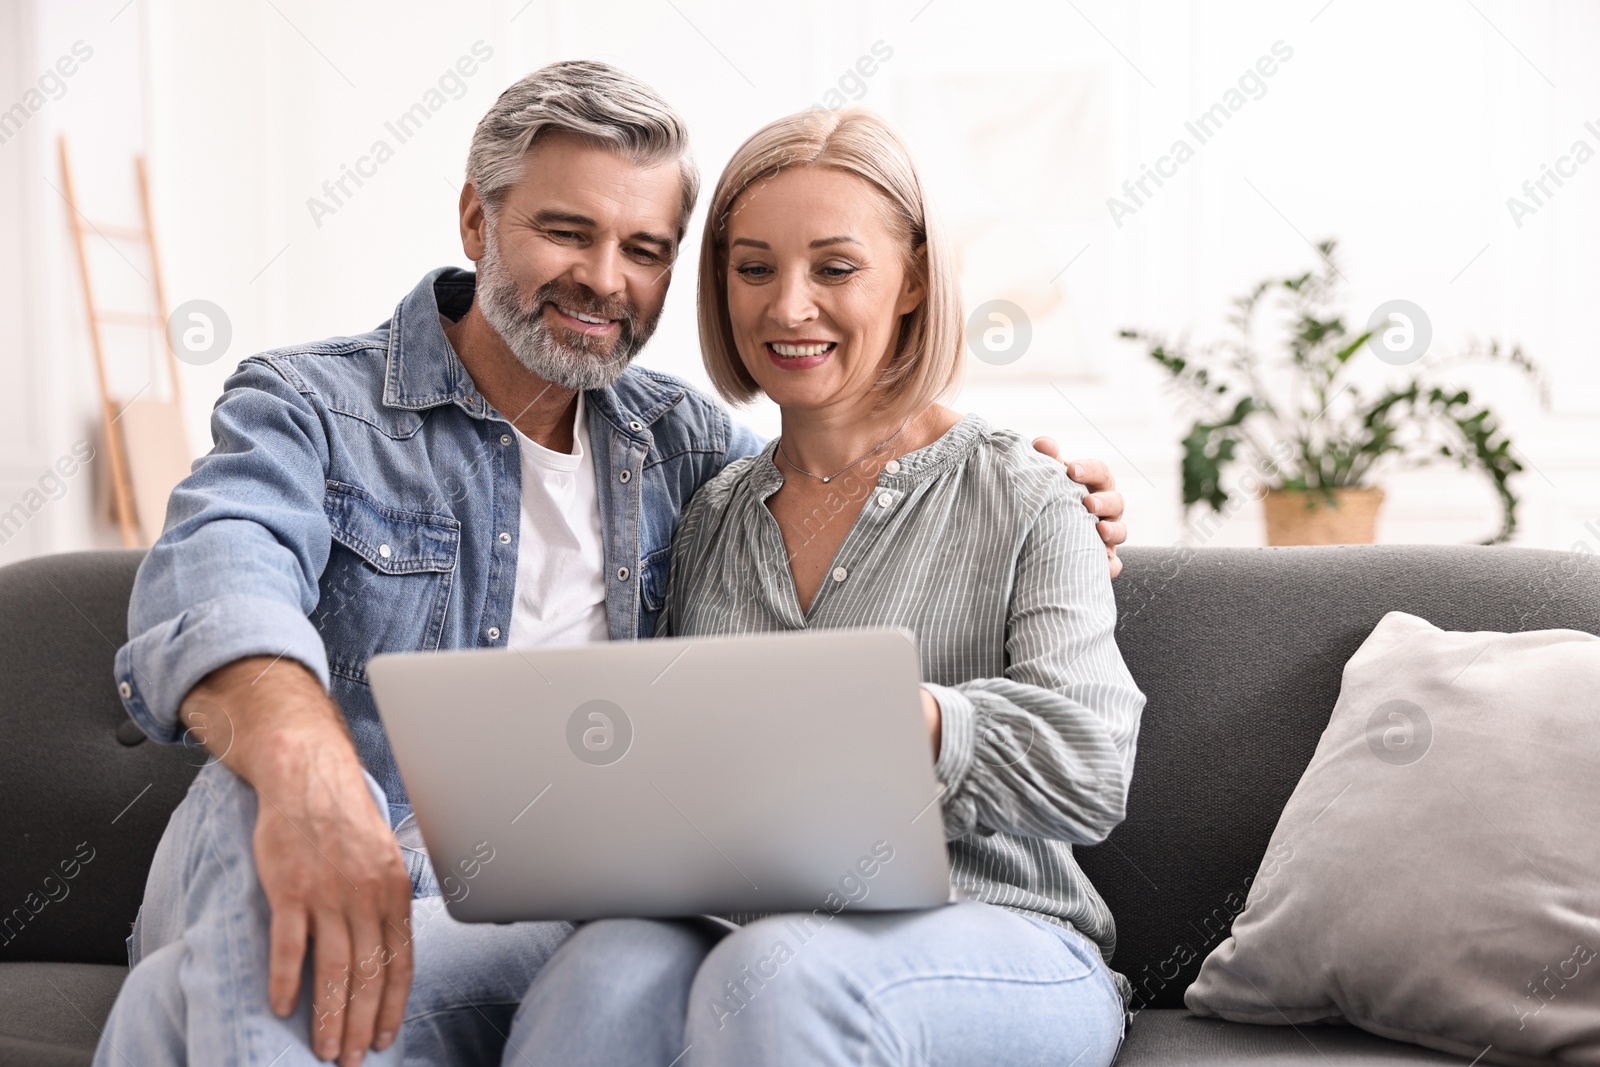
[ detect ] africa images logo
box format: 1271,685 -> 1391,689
1365,699 -> 1432,766
566,699 -> 633,766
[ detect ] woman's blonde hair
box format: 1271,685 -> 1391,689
696,107 -> 963,414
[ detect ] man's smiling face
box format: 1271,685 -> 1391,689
469,130 -> 684,390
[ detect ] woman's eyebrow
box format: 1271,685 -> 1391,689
728,235 -> 862,250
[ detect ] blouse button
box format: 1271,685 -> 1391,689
884,460 -> 901,475
877,492 -> 893,508
378,544 -> 392,559
831,567 -> 849,582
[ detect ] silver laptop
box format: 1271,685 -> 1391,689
367,628 -> 952,923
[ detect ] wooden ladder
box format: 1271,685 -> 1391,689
57,136 -> 189,548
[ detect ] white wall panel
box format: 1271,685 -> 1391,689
6,0 -> 1595,558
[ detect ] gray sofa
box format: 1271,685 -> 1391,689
2,545 -> 1595,1065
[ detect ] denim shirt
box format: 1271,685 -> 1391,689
114,267 -> 763,824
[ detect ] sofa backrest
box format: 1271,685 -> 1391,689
0,550 -> 197,965
5,545 -> 1598,989
1087,544 -> 1600,1009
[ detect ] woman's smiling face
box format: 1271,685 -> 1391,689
724,165 -> 923,414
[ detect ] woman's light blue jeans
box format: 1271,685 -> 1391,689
504,903 -> 1127,1066
94,760 -> 572,1066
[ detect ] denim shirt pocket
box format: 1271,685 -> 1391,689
639,545 -> 672,614
320,481 -> 461,678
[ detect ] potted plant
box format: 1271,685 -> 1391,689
1122,240 -> 1542,545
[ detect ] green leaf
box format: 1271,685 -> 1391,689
1126,237 -> 1537,542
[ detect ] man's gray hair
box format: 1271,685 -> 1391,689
466,60 -> 698,239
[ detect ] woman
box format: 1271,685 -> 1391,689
505,107 -> 1144,1067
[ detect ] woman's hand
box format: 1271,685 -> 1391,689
1031,440 -> 1127,578
920,688 -> 942,760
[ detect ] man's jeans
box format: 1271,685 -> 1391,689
504,904 -> 1127,1066
93,761 -> 571,1066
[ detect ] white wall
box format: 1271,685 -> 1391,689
6,0 -> 1598,560
0,0 -> 148,565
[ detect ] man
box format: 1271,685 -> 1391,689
96,60 -> 1129,1067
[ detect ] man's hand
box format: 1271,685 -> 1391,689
182,657 -> 412,1066
1032,439 -> 1128,578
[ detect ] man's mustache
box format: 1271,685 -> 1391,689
521,281 -> 637,332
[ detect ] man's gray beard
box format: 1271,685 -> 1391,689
474,228 -> 661,392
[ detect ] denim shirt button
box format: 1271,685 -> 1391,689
378,544 -> 392,558
619,470 -> 632,484
500,433 -> 512,446
628,420 -> 643,432
616,566 -> 630,581
117,680 -> 132,700
498,531 -> 512,544
487,626 -> 501,640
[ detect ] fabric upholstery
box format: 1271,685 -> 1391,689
0,550 -> 197,965
1086,544 -> 1600,1011
0,961 -> 127,1066
1116,1010 -> 1471,1064
1185,611 -> 1600,1064
3,544 -> 1597,1062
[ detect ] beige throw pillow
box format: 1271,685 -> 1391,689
1186,611 -> 1600,1066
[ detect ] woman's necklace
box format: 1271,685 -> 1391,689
776,413 -> 915,484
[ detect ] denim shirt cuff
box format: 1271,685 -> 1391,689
115,594 -> 330,744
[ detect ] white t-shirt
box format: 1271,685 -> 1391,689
504,393 -> 609,648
